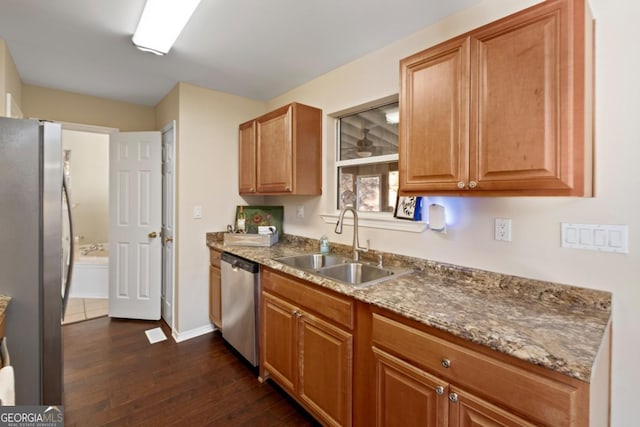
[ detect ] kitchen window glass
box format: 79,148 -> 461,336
337,101 -> 399,212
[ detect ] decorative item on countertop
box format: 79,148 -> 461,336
258,226 -> 277,235
393,196 -> 423,221
319,234 -> 329,254
223,232 -> 279,247
234,205 -> 284,237
236,206 -> 246,233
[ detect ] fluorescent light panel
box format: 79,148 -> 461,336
132,0 -> 201,55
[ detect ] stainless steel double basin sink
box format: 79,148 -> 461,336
274,253 -> 411,288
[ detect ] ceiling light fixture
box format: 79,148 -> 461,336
132,0 -> 201,56
385,109 -> 399,124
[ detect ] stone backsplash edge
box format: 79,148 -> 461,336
206,232 -> 611,311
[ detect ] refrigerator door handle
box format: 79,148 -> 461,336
61,175 -> 74,320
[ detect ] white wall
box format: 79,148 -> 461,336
62,129 -> 110,244
264,0 -> 639,425
174,83 -> 265,334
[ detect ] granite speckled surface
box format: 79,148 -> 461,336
207,232 -> 611,383
0,295 -> 10,317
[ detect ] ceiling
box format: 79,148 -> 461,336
0,0 -> 480,107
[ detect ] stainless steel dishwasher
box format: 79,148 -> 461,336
220,252 -> 260,367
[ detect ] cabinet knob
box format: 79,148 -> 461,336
292,310 -> 302,319
441,358 -> 451,368
285,186 -> 292,192
250,188 -> 255,192
456,181 -> 465,189
448,392 -> 459,403
468,180 -> 477,189
435,386 -> 445,395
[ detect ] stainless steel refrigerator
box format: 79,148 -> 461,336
0,116 -> 73,405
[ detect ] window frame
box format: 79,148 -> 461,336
320,95 -> 427,233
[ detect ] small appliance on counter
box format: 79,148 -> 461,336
224,205 -> 283,247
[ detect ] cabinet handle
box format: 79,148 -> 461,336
456,181 -> 465,189
441,358 -> 451,368
468,180 -> 477,189
435,386 -> 445,395
449,392 -> 459,403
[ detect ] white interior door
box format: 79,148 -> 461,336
161,122 -> 175,327
109,131 -> 162,320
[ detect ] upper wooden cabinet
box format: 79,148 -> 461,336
400,0 -> 593,196
238,102 -> 322,195
238,120 -> 256,194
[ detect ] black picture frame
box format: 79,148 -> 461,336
393,196 -> 423,220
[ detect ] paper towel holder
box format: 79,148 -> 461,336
428,203 -> 446,232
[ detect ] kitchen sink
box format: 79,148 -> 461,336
274,254 -> 411,287
275,253 -> 350,271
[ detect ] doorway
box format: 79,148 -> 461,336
161,121 -> 176,329
60,122 -> 175,329
60,124 -> 114,324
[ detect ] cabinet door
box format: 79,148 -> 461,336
261,292 -> 297,394
298,312 -> 353,427
470,0 -> 576,192
256,105 -> 293,193
449,387 -> 536,427
400,36 -> 470,193
373,347 -> 449,427
238,120 -> 257,194
208,265 -> 222,328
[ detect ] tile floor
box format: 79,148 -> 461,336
63,298 -> 108,325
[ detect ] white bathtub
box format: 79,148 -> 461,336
69,243 -> 109,299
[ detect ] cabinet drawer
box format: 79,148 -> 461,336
372,313 -> 580,426
209,249 -> 221,268
262,269 -> 354,330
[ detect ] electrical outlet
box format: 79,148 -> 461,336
494,218 -> 512,241
296,205 -> 304,219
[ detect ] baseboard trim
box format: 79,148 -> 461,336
172,323 -> 215,343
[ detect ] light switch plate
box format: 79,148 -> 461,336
561,223 -> 628,253
193,205 -> 202,219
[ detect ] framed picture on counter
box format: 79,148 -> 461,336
393,196 -> 423,221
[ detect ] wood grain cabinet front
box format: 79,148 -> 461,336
400,0 -> 594,196
238,102 -> 322,195
370,311 -> 609,427
260,269 -> 353,427
208,249 -> 222,328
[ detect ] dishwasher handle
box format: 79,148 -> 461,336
221,252 -> 259,274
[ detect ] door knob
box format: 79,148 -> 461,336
165,236 -> 173,243
148,231 -> 158,238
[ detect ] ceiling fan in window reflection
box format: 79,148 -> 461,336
356,128 -> 374,157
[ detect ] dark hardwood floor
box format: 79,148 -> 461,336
63,317 -> 318,426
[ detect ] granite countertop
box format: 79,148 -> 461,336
0,295 -> 10,317
207,233 -> 611,383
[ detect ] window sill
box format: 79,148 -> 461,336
319,212 -> 427,233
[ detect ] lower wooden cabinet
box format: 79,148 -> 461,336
369,311 -> 608,427
252,268 -> 608,427
260,269 -> 354,427
208,249 -> 222,328
373,347 -> 448,427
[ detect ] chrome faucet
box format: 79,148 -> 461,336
335,205 -> 369,261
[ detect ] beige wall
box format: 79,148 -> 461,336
0,39 -> 22,117
22,84 -> 155,131
62,129 -> 110,244
266,0 -> 638,425
172,82 -> 265,333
